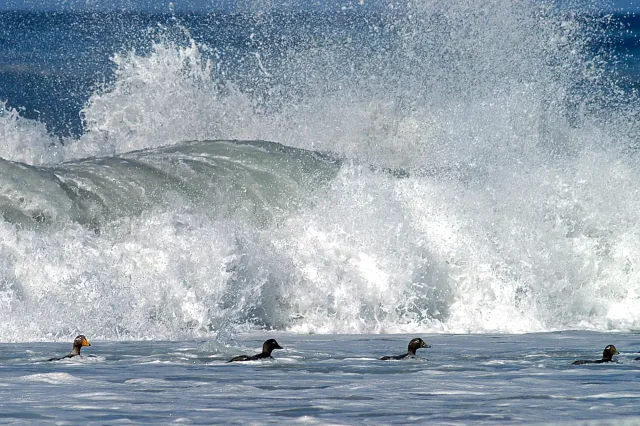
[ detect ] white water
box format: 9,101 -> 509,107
1,0 -> 640,341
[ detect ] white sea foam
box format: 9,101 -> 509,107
0,101 -> 62,164
0,0 -> 639,340
22,372 -> 78,384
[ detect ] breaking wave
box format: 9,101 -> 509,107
1,0 -> 639,341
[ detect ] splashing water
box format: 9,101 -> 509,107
0,0 -> 639,341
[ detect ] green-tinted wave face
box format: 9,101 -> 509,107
0,140 -> 341,229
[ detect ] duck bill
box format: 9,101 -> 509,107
275,344 -> 283,349
82,338 -> 91,347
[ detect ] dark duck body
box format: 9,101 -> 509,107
380,338 -> 430,360
228,339 -> 283,362
572,345 -> 619,365
48,335 -> 91,361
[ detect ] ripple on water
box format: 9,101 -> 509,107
21,372 -> 77,384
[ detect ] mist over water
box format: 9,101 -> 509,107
1,0 -> 639,341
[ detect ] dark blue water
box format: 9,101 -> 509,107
606,13 -> 640,88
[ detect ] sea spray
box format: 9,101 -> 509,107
1,0 -> 639,340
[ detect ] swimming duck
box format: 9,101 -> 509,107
380,337 -> 430,360
572,344 -> 619,365
48,335 -> 91,361
227,339 -> 283,362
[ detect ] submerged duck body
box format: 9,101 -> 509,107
572,344 -> 619,365
380,338 -> 430,360
48,335 -> 91,361
228,339 -> 283,362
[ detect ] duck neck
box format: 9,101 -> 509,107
70,344 -> 82,356
262,342 -> 276,356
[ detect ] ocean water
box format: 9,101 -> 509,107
1,0 -> 640,422
1,332 -> 639,424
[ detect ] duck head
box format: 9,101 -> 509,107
602,344 -> 619,361
70,335 -> 91,355
408,338 -> 431,355
262,339 -> 283,355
